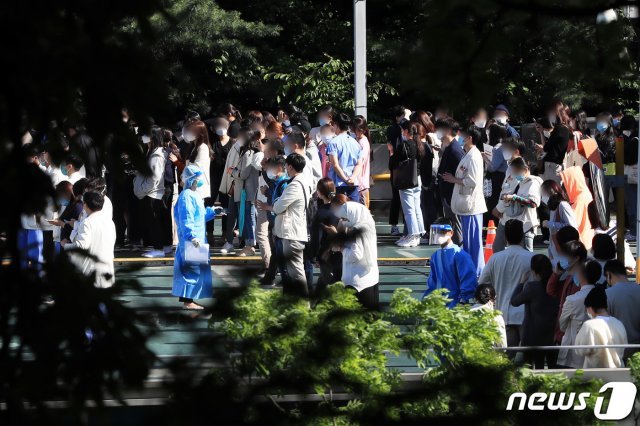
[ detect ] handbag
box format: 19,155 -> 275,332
625,164 -> 638,184
392,142 -> 418,190
184,243 -> 210,265
483,177 -> 492,198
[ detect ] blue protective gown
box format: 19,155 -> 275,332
172,188 -> 216,299
423,242 -> 477,308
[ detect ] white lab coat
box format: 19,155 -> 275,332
65,210 -> 116,288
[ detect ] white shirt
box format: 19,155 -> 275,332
68,171 -> 83,184
451,146 -> 487,215
558,284 -> 595,368
479,245 -> 534,325
45,165 -> 68,187
576,316 -> 627,368
273,174 -> 310,242
65,210 -> 116,288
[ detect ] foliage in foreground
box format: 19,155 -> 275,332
152,285 -> 608,425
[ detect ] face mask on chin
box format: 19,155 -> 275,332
474,119 -> 486,129
543,130 -> 551,138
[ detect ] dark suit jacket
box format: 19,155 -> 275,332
511,280 -> 559,346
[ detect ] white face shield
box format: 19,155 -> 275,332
429,224 -> 453,245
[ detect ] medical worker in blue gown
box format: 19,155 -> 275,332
173,165 -> 223,310
423,218 -> 478,308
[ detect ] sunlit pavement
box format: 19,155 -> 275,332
115,216 -> 566,372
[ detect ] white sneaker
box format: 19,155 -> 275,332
390,226 -> 401,236
398,235 -> 420,248
142,249 -> 165,258
625,232 -> 636,242
395,236 -> 408,245
237,246 -> 256,257
221,242 -> 234,254
163,246 -> 173,256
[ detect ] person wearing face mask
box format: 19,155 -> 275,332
496,157 -> 542,252
470,108 -> 488,149
64,155 -> 85,184
492,138 -> 527,253
133,127 -> 167,258
322,194 -> 379,310
483,124 -> 509,223
259,153 -> 310,297
621,115 -> 639,241
435,118 -> 464,244
442,126 -> 487,275
219,127 -> 244,254
511,254 -> 560,369
209,117 -> 232,240
310,178 -> 342,300
492,104 -> 519,138
546,239 -> 587,350
351,116 -> 372,208
534,116 -> 570,185
286,131 -> 319,195
63,191 -> 116,288
604,260 -> 640,360
557,260 -> 601,368
326,113 -> 363,202
540,180 -> 577,261
232,123 -> 263,257
575,286 -> 628,368
393,121 -> 427,248
309,105 -> 335,146
595,112 -> 617,165
172,165 -> 224,310
422,218 -> 477,308
48,180 -> 84,253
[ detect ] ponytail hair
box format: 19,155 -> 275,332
330,193 -> 348,207
317,177 -> 336,200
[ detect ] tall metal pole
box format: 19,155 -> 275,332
354,0 -> 367,119
636,87 -> 640,281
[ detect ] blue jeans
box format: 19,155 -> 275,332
399,183 -> 425,236
336,185 -> 360,202
242,202 -> 257,245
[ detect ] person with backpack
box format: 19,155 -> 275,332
258,153 -> 311,297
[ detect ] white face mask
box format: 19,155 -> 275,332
548,113 -> 557,125
543,130 -> 551,138
141,135 -> 151,144
183,130 -> 196,142
474,119 -> 487,129
541,194 -> 550,204
436,235 -> 450,245
266,169 -> 277,180
283,120 -> 291,127
216,128 -> 227,136
436,130 -> 444,140
502,150 -> 513,161
623,130 -> 632,137
495,116 -> 508,125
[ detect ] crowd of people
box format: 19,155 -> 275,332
16,99 -> 640,369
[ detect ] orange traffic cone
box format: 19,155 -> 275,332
484,220 -> 496,263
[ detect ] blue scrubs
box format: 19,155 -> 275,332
172,189 -> 216,300
423,242 -> 477,308
460,213 -> 485,277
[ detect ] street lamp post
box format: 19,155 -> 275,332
354,0 -> 367,119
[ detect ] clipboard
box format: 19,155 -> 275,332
184,243 -> 210,264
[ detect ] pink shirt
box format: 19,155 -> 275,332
358,136 -> 371,190
319,142 -> 330,178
